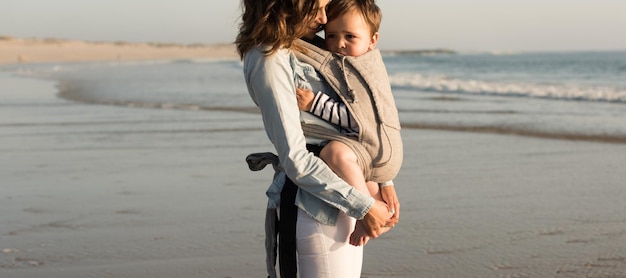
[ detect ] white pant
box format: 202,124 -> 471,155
296,209 -> 363,278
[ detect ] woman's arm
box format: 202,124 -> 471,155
243,47 -> 373,219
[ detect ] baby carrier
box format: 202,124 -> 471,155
294,39 -> 403,183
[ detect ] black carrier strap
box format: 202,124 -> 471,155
277,144 -> 323,278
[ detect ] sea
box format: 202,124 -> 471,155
3,50 -> 626,143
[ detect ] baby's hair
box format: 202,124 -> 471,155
326,0 -> 382,35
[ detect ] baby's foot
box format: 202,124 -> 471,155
350,216 -> 394,246
349,220 -> 371,246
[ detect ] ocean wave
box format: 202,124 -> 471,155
389,73 -> 626,103
55,79 -> 258,114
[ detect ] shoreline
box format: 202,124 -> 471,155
54,83 -> 626,145
401,123 -> 626,145
0,36 -> 239,65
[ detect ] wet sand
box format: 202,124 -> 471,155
2,70 -> 626,277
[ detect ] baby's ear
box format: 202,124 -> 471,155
369,32 -> 380,50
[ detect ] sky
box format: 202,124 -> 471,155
2,0 -> 626,52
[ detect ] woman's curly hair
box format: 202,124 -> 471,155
235,0 -> 321,59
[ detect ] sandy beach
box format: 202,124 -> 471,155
2,38 -> 626,277
0,36 -> 238,65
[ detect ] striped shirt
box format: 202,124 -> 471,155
310,91 -> 359,134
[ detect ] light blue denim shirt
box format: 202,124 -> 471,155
243,46 -> 374,225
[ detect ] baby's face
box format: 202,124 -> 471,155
325,9 -> 377,57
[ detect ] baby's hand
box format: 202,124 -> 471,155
296,88 -> 315,111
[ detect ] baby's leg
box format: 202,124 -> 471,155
319,141 -> 368,195
319,141 -> 392,246
349,181 -> 393,246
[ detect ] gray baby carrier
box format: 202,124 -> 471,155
294,39 -> 403,183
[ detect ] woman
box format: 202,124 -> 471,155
236,0 -> 399,277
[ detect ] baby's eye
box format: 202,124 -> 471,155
326,34 -> 337,39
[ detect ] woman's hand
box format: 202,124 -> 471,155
362,200 -> 390,238
380,185 -> 400,227
295,88 -> 315,111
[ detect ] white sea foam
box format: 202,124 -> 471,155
388,72 -> 626,103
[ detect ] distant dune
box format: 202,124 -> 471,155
0,36 -> 239,65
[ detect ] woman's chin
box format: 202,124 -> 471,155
302,32 -> 316,40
